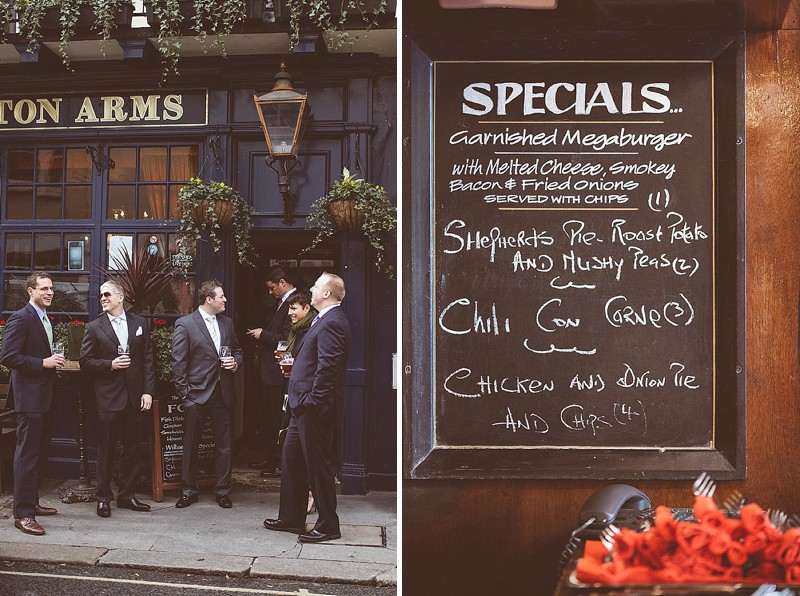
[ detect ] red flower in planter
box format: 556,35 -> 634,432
153,318 -> 168,328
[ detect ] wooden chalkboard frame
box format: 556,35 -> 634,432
403,31 -> 746,480
151,396 -> 217,501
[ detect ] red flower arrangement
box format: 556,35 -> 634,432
576,496 -> 800,586
68,320 -> 85,325
153,318 -> 168,328
0,320 -> 5,326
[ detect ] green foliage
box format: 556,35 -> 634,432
106,244 -> 183,314
286,0 -> 388,50
150,320 -> 173,382
0,322 -> 9,379
13,0 -> 131,69
306,167 -> 396,277
175,177 -> 257,268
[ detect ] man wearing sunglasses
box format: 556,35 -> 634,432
80,280 -> 155,518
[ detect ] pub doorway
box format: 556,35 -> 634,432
234,231 -> 337,458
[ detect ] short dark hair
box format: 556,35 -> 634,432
286,290 -> 312,309
266,265 -> 295,287
198,279 -> 223,303
26,272 -> 52,290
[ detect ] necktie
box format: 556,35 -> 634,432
311,315 -> 320,327
42,314 -> 53,347
206,316 -> 220,351
113,316 -> 128,347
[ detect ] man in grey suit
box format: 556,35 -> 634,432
245,265 -> 294,477
0,272 -> 64,535
80,279 -> 155,518
264,272 -> 351,543
172,279 -> 242,509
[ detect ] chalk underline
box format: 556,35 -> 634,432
478,120 -> 665,124
494,151 -> 639,155
498,207 -> 639,211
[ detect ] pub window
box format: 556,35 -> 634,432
107,145 -> 198,220
6,147 -> 92,220
105,232 -> 193,315
2,232 -> 91,314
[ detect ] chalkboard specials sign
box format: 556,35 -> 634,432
151,394 -> 216,501
404,33 -> 745,480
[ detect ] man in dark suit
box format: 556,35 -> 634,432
80,279 -> 155,518
264,272 -> 350,543
245,265 -> 294,477
0,272 -> 64,535
172,279 -> 242,509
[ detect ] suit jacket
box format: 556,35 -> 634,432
0,303 -> 57,413
287,305 -> 350,421
259,297 -> 292,386
172,310 -> 243,406
79,312 -> 156,413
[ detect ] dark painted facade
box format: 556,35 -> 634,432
0,22 -> 397,495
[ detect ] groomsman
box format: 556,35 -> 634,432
172,280 -> 242,509
80,279 -> 155,518
0,272 -> 63,535
264,272 -> 351,543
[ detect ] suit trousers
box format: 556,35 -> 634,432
263,383 -> 285,467
279,407 -> 339,534
95,404 -> 143,503
13,410 -> 54,519
181,387 -> 232,497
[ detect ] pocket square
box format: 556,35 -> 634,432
136,326 -> 143,336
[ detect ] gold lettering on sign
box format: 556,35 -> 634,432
163,95 -> 183,120
0,100 -> 13,124
101,96 -> 127,122
14,99 -> 37,124
130,95 -> 161,121
37,98 -> 61,123
75,97 -> 99,123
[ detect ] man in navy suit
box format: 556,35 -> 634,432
0,272 -> 64,535
80,279 -> 155,518
172,280 -> 242,509
245,265 -> 294,477
263,272 -> 351,543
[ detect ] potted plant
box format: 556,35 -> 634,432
106,245 -> 183,314
65,319 -> 86,361
175,177 -> 257,268
283,0 -> 389,50
150,318 -> 174,383
306,167 -> 396,277
12,0 -> 134,69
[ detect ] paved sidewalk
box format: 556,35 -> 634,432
0,477 -> 397,587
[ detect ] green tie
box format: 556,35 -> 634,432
42,314 -> 53,348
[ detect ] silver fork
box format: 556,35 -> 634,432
766,508 -> 788,532
692,472 -> 717,499
599,524 -> 621,557
721,489 -> 745,513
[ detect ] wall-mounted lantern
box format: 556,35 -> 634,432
253,62 -> 309,225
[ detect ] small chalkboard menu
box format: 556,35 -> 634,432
151,394 -> 216,501
405,33 -> 745,479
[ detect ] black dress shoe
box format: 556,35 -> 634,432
263,518 -> 304,533
175,494 -> 199,508
248,459 -> 269,469
299,529 -> 341,543
215,494 -> 232,508
117,497 -> 151,512
260,467 -> 281,478
97,502 -> 111,518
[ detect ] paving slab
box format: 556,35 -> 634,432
99,549 -> 254,575
0,543 -> 106,565
250,557 -> 394,584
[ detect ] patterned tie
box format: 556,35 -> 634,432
206,316 -> 220,351
42,314 -> 53,347
311,315 -> 320,327
113,316 -> 128,347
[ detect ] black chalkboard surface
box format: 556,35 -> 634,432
151,394 -> 216,501
405,32 -> 745,479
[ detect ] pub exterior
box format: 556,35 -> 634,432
0,0 -> 397,496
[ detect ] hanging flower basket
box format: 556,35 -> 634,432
192,198 -> 235,227
306,168 -> 396,277
326,197 -> 365,234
